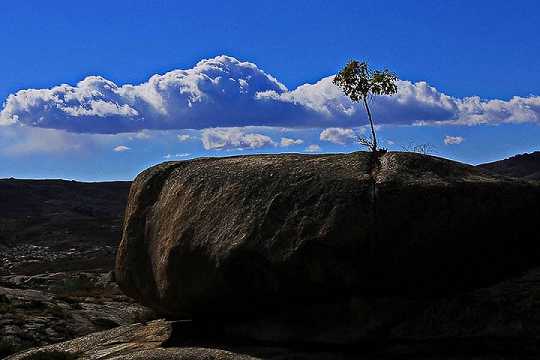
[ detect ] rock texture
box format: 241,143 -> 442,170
0,178 -> 154,358
6,319 -> 348,360
12,266 -> 540,360
115,152 -> 540,321
0,179 -> 131,275
6,319 -> 173,360
0,271 -> 155,357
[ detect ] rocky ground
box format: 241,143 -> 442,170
8,264 -> 540,359
0,271 -> 155,358
111,151 -> 540,359
3,151 -> 540,359
0,179 -> 156,358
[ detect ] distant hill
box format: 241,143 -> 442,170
0,179 -> 131,274
478,151 -> 540,180
0,178 -> 131,219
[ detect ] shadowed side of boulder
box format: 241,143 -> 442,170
115,152 -> 540,319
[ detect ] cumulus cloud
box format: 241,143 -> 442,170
1,55 -> 540,134
305,144 -> 321,153
258,76 -> 540,127
113,145 -> 130,152
444,135 -> 464,145
0,56 -> 289,133
280,137 -> 304,147
450,96 -> 540,125
319,127 -> 357,145
201,127 -> 275,150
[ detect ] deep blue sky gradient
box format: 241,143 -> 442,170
1,1 -> 539,100
0,0 -> 539,180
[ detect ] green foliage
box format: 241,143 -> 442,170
333,60 -> 397,152
333,60 -> 397,101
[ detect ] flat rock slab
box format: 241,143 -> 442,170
7,320 -> 171,360
5,320 -> 336,360
0,273 -> 155,357
0,286 -> 53,302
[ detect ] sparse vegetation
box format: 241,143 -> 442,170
61,275 -> 92,293
400,141 -> 436,155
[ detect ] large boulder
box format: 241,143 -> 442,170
115,152 -> 540,318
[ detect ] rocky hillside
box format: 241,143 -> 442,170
0,179 -> 131,275
478,151 -> 540,180
0,179 -> 157,358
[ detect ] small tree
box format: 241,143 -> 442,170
333,60 -> 398,153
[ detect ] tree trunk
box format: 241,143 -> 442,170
362,96 -> 377,152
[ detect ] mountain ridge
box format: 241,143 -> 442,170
477,151 -> 540,180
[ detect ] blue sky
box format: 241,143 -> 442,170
1,1 -> 539,181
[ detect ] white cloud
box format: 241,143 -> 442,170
444,135 -> 464,145
201,127 -> 275,150
451,96 -> 540,125
257,77 -> 460,125
0,125 -> 137,156
0,126 -> 83,155
177,134 -> 192,142
113,145 -> 130,152
304,144 -> 321,153
1,55 -> 540,134
319,127 -> 356,145
280,137 -> 304,147
0,56 -> 289,133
